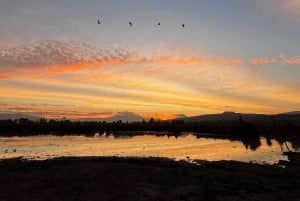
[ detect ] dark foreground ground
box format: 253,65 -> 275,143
1,153 -> 300,201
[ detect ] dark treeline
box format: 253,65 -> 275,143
0,115 -> 300,151
0,115 -> 299,136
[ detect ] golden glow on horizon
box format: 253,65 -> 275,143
1,48 -> 300,119
0,55 -> 300,119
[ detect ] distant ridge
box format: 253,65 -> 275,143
0,112 -> 143,123
282,111 -> 300,115
176,111 -> 256,122
76,112 -> 144,122
0,113 -> 41,121
1,111 -> 299,123
176,111 -> 300,124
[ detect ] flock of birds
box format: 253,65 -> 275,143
97,20 -> 185,28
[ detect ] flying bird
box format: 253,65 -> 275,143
98,20 -> 101,24
182,24 -> 185,28
158,22 -> 161,26
129,21 -> 132,27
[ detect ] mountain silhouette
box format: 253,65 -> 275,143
0,113 -> 41,121
176,111 -> 300,125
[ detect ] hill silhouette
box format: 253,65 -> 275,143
0,113 -> 41,121
176,111 -> 300,125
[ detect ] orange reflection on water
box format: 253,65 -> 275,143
0,134 -> 294,164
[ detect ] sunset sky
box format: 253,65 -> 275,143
0,0 -> 300,119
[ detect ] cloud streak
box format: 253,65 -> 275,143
0,40 -> 137,71
1,41 -> 299,78
250,55 -> 300,65
1,40 -> 300,118
0,41 -> 298,87
0,40 -> 246,78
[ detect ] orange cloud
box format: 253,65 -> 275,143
1,40 -> 300,119
208,57 -> 243,65
1,41 -> 300,81
144,55 -> 242,65
279,54 -> 300,64
0,40 -> 247,79
142,55 -> 206,65
48,60 -> 124,75
0,40 -> 137,69
250,55 -> 300,65
175,57 -> 205,65
250,57 -> 277,65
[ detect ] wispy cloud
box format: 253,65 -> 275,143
0,40 -> 137,72
0,40 -> 246,78
2,41 -> 299,77
1,40 -> 300,117
279,54 -> 300,64
0,101 -> 114,119
250,54 -> 300,65
250,57 -> 277,65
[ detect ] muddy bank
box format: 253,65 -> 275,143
0,153 -> 300,201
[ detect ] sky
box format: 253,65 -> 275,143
0,0 -> 300,119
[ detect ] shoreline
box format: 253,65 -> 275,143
1,152 -> 300,201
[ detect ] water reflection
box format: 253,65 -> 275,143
1,132 -> 298,164
275,135 -> 300,151
109,131 -> 300,154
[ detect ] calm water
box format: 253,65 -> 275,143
0,133 -> 298,164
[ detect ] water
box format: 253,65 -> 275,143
0,133 -> 298,164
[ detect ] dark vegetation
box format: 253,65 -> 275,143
0,114 -> 299,136
1,113 -> 299,200
0,152 -> 300,201
0,114 -> 299,151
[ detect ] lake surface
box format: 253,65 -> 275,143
0,133 -> 298,164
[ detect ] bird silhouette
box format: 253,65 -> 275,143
158,22 -> 161,26
182,24 -> 185,28
129,21 -> 132,27
98,20 -> 101,24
